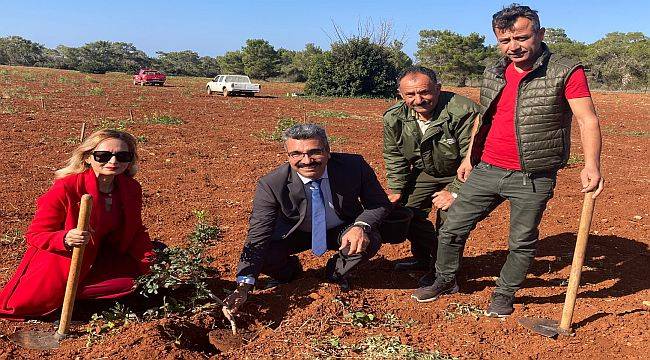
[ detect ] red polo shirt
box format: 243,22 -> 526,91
481,63 -> 591,170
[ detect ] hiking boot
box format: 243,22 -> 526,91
394,258 -> 430,272
411,278 -> 459,303
485,292 -> 515,317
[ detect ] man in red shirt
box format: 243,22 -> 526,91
412,4 -> 604,317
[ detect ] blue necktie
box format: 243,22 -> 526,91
310,179 -> 327,256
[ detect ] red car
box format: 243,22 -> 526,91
133,69 -> 166,86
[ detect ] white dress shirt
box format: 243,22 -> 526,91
296,167 -> 345,231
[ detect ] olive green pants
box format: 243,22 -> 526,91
399,169 -> 453,263
435,162 -> 556,296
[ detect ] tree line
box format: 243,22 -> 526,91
0,28 -> 647,97
0,36 -> 333,82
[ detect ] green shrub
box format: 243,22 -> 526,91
307,109 -> 350,118
444,302 -> 485,320
22,72 -> 36,81
88,87 -> 104,96
144,113 -> 183,125
1,229 -> 22,245
1,105 -> 16,115
311,335 -> 457,359
137,211 -> 220,318
257,117 -> 299,142
346,311 -> 376,327
567,154 -> 584,165
305,37 -> 398,98
85,75 -> 100,83
85,303 -> 137,347
97,118 -> 130,131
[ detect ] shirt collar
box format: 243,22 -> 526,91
296,166 -> 329,185
409,107 -> 433,124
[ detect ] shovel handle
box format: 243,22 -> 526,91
558,191 -> 596,334
56,194 -> 92,337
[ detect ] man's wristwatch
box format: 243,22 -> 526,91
354,223 -> 372,233
451,192 -> 458,199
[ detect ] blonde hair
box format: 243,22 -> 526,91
55,129 -> 140,179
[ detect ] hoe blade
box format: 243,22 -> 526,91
518,317 -> 560,338
9,331 -> 60,350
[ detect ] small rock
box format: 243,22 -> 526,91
601,218 -> 608,223
308,292 -> 321,300
332,327 -> 344,337
633,215 -> 642,220
643,301 -> 650,307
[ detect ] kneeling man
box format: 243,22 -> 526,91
223,124 -> 391,313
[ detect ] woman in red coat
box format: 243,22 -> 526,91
0,129 -> 154,320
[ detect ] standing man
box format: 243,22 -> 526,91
383,66 -> 480,283
222,124 -> 391,314
413,4 -> 604,316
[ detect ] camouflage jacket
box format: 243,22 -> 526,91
383,91 -> 480,194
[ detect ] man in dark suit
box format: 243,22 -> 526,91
222,124 -> 391,314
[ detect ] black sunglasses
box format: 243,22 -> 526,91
92,151 -> 134,163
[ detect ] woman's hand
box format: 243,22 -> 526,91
64,228 -> 90,247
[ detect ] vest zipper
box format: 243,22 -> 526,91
515,79 -> 526,173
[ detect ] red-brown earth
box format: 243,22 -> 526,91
0,65 -> 648,359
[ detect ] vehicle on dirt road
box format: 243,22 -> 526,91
133,69 -> 166,86
206,75 -> 260,97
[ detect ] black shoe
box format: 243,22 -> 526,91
411,278 -> 459,303
261,277 -> 286,290
262,257 -> 303,290
418,269 -> 437,287
394,258 -> 430,272
485,292 -> 515,317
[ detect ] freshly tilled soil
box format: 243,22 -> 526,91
0,65 -> 648,359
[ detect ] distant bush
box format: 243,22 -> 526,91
305,37 -> 399,98
155,50 -> 204,77
242,39 -> 281,80
217,50 -> 245,74
0,36 -> 47,66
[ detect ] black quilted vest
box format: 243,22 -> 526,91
474,43 -> 581,173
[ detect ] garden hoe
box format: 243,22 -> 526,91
518,191 -> 596,338
10,194 -> 93,350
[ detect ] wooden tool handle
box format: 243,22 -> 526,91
558,191 -> 596,334
56,194 -> 92,337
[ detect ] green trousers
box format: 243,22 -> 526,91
435,162 -> 556,296
399,169 -> 453,263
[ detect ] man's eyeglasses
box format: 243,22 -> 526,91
92,151 -> 134,163
287,148 -> 325,160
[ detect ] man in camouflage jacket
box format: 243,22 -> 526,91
383,65 -> 480,283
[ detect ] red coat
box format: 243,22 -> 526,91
0,169 -> 153,320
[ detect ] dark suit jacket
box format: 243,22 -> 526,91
236,153 -> 391,280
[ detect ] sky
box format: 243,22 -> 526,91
1,1 -> 648,59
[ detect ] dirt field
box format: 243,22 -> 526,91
0,65 -> 648,359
